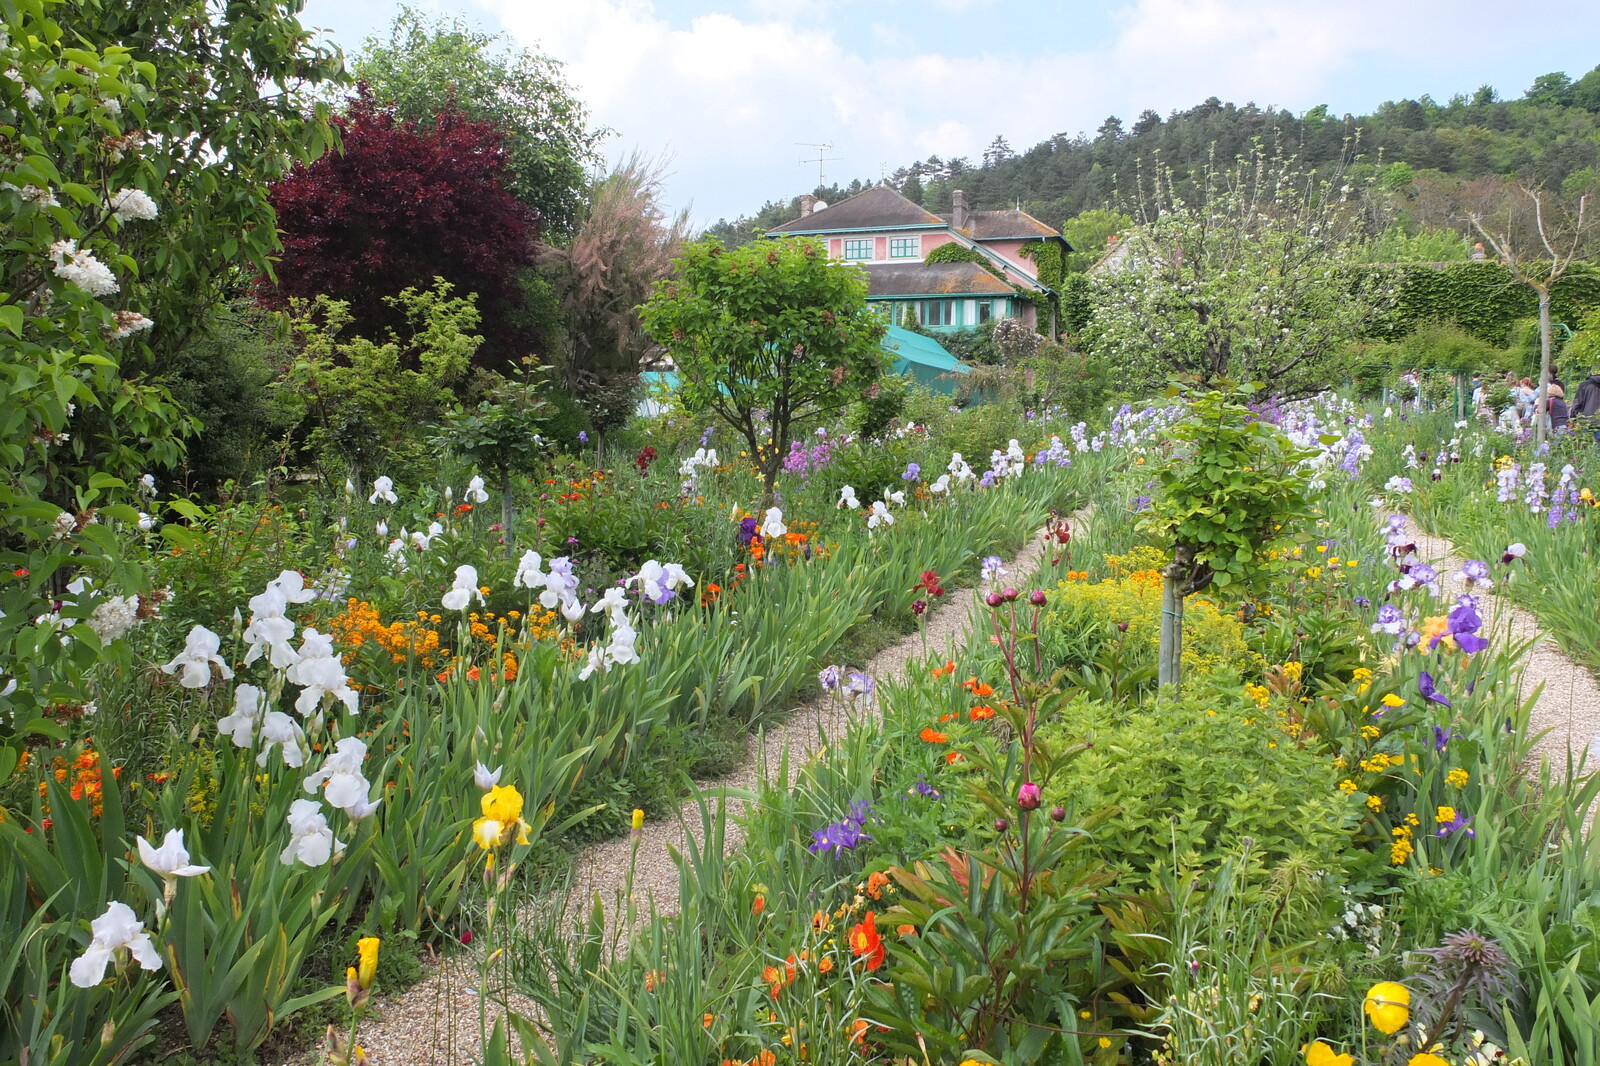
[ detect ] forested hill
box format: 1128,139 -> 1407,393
706,65 -> 1600,249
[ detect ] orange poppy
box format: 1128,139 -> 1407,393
848,912 -> 885,970
919,727 -> 949,744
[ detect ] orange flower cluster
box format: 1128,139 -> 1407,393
330,600 -> 448,668
37,747 -> 117,818
719,1052 -> 776,1066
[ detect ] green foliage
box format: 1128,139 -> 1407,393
278,279 -> 482,482
851,371 -> 910,439
1139,385 -> 1313,594
1376,262 -> 1600,345
922,240 -> 1002,276
1058,208 -> 1131,273
0,0 -> 338,770
351,5 -> 601,235
1036,692 -> 1358,888
1058,272 -> 1093,335
1350,222 -> 1470,263
161,304 -> 300,490
641,238 -> 887,492
1017,238 -> 1066,288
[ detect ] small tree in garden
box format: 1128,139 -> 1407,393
641,238 -> 887,495
1138,384 -> 1312,689
1462,180 -> 1593,444
433,360 -> 552,552
1092,143 -> 1389,397
277,280 -> 481,486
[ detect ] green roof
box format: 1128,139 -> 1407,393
881,325 -> 971,393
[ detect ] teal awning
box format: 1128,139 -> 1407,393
881,325 -> 971,394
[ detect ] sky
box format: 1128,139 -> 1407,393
298,0 -> 1600,227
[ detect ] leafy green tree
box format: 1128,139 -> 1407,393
1060,208 -> 1132,272
1138,385 -> 1312,688
641,238 -> 887,494
0,0 -> 341,774
1091,145 -> 1388,397
434,360 -> 552,549
351,6 -> 603,236
1525,71 -> 1574,108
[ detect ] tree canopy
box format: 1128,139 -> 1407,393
351,5 -> 604,236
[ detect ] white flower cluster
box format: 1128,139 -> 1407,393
108,186 -> 158,221
49,238 -> 119,296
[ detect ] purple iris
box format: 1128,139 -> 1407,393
1433,726 -> 1454,752
1436,810 -> 1475,839
818,665 -> 842,691
909,777 -> 941,801
1133,495 -> 1152,512
1418,671 -> 1451,707
1354,596 -> 1371,608
1439,601 -> 1489,654
902,462 -> 921,481
808,800 -> 874,856
737,516 -> 758,547
1371,604 -> 1406,635
578,431 -> 588,443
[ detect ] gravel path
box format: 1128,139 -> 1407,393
334,523 -> 1060,1065
1407,525 -> 1600,775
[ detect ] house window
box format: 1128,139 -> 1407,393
842,238 -> 872,260
920,299 -> 953,327
978,300 -> 992,324
889,237 -> 919,259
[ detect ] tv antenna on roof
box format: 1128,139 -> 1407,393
796,141 -> 840,191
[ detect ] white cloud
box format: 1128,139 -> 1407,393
471,0 -> 1600,224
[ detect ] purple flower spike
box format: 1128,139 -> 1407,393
1418,671 -> 1451,707
1433,726 -> 1454,752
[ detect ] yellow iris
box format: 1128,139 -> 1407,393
356,937 -> 380,989
1407,1056 -> 1449,1066
632,808 -> 645,831
472,785 -> 531,849
1363,981 -> 1410,1034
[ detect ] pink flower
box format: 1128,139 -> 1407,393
1017,782 -> 1042,810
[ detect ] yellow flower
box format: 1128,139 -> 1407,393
1352,668 -> 1373,681
1098,1036 -> 1112,1049
1363,981 -> 1410,1034
1436,805 -> 1457,824
632,808 -> 645,831
1366,795 -> 1384,812
1407,1056 -> 1449,1066
1381,693 -> 1405,708
1304,1040 -> 1354,1066
1446,768 -> 1469,787
1338,779 -> 1358,794
472,785 -> 531,849
356,937 -> 380,989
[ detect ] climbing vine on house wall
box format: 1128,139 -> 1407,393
923,242 -> 1003,277
1018,239 -> 1066,289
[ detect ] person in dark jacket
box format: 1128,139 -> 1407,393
1547,381 -> 1570,433
1570,373 -> 1600,441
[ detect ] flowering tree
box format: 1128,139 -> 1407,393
1091,145 -> 1389,398
641,238 -> 887,494
266,92 -> 539,369
0,0 -> 341,775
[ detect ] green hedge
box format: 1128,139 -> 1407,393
1372,262 -> 1600,344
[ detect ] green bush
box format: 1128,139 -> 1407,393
1037,690 -> 1360,889
162,304 -> 301,489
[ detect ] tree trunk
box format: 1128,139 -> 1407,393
1159,568 -> 1185,691
1535,287 -> 1553,446
501,470 -> 516,559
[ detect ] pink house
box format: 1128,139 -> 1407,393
765,185 -> 1071,334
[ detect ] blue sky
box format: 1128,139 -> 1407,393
299,0 -> 1600,226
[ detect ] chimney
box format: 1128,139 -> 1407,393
951,189 -> 970,231
799,194 -> 818,218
